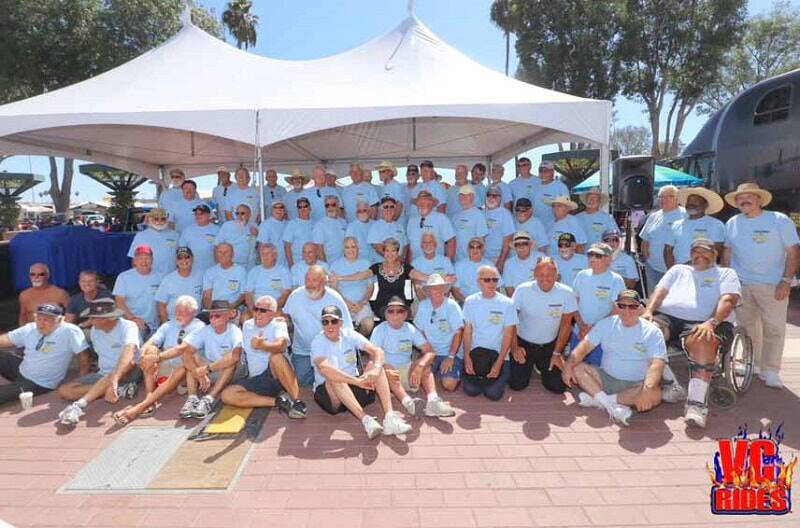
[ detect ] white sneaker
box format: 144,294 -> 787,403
382,411 -> 412,436
606,404 -> 633,426
762,370 -> 783,389
684,404 -> 708,428
577,392 -> 604,409
58,403 -> 85,426
403,397 -> 425,417
192,395 -> 215,418
179,395 -> 199,418
362,415 -> 383,439
424,397 -> 456,417
661,383 -> 687,404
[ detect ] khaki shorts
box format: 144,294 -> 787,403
351,303 -> 375,324
596,367 -> 642,395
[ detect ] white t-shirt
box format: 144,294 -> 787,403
184,322 -> 243,363
371,321 -> 428,367
572,269 -> 626,326
502,254 -> 541,289
127,228 -> 179,275
413,297 -> 464,358
9,322 -> 88,389
725,211 -> 800,285
513,281 -> 577,344
113,268 -> 163,328
484,207 -> 516,260
657,264 -> 741,322
310,327 -> 370,389
202,264 -> 247,304
667,215 -> 725,265
452,207 -> 489,261
462,292 -> 518,357
245,264 -> 292,302
587,316 -> 667,382
90,318 -> 140,376
241,318 -> 291,377
179,223 -> 220,273
154,270 -> 204,320
149,318 -> 206,366
283,287 -> 353,356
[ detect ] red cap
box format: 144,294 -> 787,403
134,244 -> 153,256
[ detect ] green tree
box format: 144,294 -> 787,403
489,0 -> 518,76
0,0 -> 222,216
617,0 -> 746,157
222,0 -> 259,50
699,1 -> 800,114
611,125 -> 652,156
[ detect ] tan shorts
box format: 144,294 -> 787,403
396,360 -> 423,393
351,303 -> 375,324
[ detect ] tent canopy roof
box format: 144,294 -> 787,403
0,15 -> 611,179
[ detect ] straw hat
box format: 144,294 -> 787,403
678,187 -> 724,215
375,161 -> 397,173
546,196 -> 578,211
284,168 -> 311,185
724,182 -> 773,208
578,187 -> 610,207
422,273 -> 450,289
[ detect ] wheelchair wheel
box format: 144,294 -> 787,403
724,326 -> 753,393
709,384 -> 736,409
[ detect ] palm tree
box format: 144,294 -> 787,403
490,0 -> 517,76
222,0 -> 259,50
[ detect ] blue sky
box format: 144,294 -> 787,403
3,0 -> 791,204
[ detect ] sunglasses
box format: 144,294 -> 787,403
253,307 -> 273,314
515,208 -> 530,213
297,204 -> 310,209
273,204 -> 285,209
429,309 -> 437,325
235,211 -> 248,216
386,309 -> 406,315
480,277 -> 499,283
325,203 -> 338,208
419,217 -> 425,229
177,329 -> 186,345
616,303 -> 640,310
603,237 -> 620,243
316,189 -> 322,198
29,272 -> 47,277
35,335 -> 46,351
382,205 -> 396,210
152,217 -> 168,222
514,242 -> 530,247
177,255 -> 192,260
194,210 -> 209,215
209,313 -> 227,319
557,242 -> 572,248
357,209 -> 369,214
407,170 -> 419,174
321,318 -> 340,326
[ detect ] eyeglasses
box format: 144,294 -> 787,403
209,313 -> 226,319
325,203 -> 338,208
557,242 -> 572,248
152,217 -> 168,222
419,217 -> 425,229
407,170 -> 419,174
386,309 -> 406,315
382,205 -> 396,210
273,204 -> 285,209
235,211 -> 248,216
194,210 -> 209,215
253,307 -> 273,314
321,318 -> 340,326
177,329 -> 186,345
177,255 -> 192,260
297,204 -> 310,209
29,272 -> 47,277
514,242 -> 530,247
480,277 -> 499,283
616,303 -> 640,310
429,309 -> 437,325
223,187 -> 228,197
515,208 -> 530,213
357,209 -> 369,214
35,335 -> 46,351
316,189 -> 321,198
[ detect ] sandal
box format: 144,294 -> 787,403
112,406 -> 134,426
140,404 -> 157,418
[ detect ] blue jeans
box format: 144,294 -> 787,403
644,263 -> 665,296
433,355 -> 463,383
290,354 -> 314,387
569,332 -> 603,366
463,361 -> 510,401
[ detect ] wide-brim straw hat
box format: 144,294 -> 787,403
546,196 -> 578,211
375,160 -> 397,174
422,273 -> 450,289
678,187 -> 724,215
724,182 -> 773,208
578,187 -> 610,207
284,168 -> 311,185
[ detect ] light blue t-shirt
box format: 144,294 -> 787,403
257,217 -> 289,266
301,186 -> 341,222
668,215 -> 725,265
345,219 -> 380,264
377,181 -> 409,223
284,189 -> 305,219
330,258 -> 374,304
367,220 -> 408,253
587,316 -> 667,382
149,318 -> 205,366
725,211 -> 800,285
154,270 -> 204,320
178,223 -> 220,273
553,253 -> 589,287
445,184 -> 485,219
262,185 -> 287,211
657,264 -> 741,322
462,292 -> 518,357
512,281 -> 578,344
127,228 -> 179,276
484,207 -> 516,261
202,264 -> 247,304
548,216 -> 588,255
341,183 -> 379,222
90,318 -> 140,376
290,260 -> 330,288
411,254 -> 455,278
611,252 -> 639,281
502,254 -> 541,289
407,211 -> 456,259
515,216 -> 549,252
413,297 -> 464,358
216,220 -> 257,268
490,181 -> 514,206
452,207 -> 489,261
167,197 -> 206,234
241,318 -> 290,376
640,207 -> 687,272
184,322 -> 243,363
222,186 -> 260,219
509,176 -> 540,204
576,210 -> 618,245
572,269 -> 626,326
310,328 -> 369,389
159,188 -> 182,211
371,321 -> 428,367
113,268 -> 163,328
9,322 -> 88,389
533,180 -> 570,227
283,287 -> 353,356
455,258 -> 502,297
245,264 -> 292,302
313,216 -> 348,263
282,218 -> 315,265
412,181 -> 447,208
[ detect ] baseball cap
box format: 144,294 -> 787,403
134,244 -> 153,256
36,304 -> 64,317
616,289 -> 643,305
320,305 -> 343,320
420,160 -> 434,168
379,196 -> 397,205
691,237 -> 716,253
406,164 -> 419,172
587,243 -> 612,257
487,184 -> 503,196
539,160 -> 555,171
192,203 -> 211,213
513,231 -> 531,242
557,232 -> 576,245
296,197 -> 310,206
458,184 -> 475,196
601,229 -> 621,240
514,198 -> 532,210
176,246 -> 193,258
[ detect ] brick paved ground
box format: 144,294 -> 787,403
1,314 -> 800,527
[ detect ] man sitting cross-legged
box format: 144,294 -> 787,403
111,295 -> 205,425
562,290 -> 667,426
371,296 -> 455,418
221,295 -> 307,419
57,299 -> 140,426
311,305 -> 412,439
176,300 -> 245,419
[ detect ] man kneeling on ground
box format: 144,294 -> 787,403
112,295 -> 205,425
221,295 -> 307,419
311,305 -> 412,438
371,296 -> 455,418
562,290 -> 667,426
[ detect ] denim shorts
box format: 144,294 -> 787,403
433,355 -> 463,382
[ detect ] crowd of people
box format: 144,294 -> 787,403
1,158 -> 797,436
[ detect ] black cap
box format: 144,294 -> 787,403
514,198 -> 532,210
557,232 -> 576,244
176,246 -> 193,258
205,300 -> 232,313
36,303 -> 64,317
406,164 -> 419,172
420,160 -> 434,168
379,196 -> 397,205
192,203 -> 211,213
321,305 -> 343,320
616,290 -> 643,305
296,197 -> 310,205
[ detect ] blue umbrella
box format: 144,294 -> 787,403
572,165 -> 704,193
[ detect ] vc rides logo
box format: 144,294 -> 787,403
707,424 -> 796,515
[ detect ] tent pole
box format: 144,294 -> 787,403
255,110 -> 265,222
599,144 -> 610,213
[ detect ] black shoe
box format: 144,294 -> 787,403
276,392 -> 293,416
288,399 -> 308,419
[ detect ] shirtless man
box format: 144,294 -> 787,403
18,263 -> 69,326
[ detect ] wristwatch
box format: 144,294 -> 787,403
708,318 -> 720,327
373,362 -> 383,370
205,364 -> 213,375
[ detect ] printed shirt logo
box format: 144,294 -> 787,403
398,339 -> 412,353
227,280 -> 240,291
489,310 -> 504,325
344,348 -> 357,365
592,222 -> 604,233
39,341 -> 55,353
547,304 -> 563,319
692,229 -> 709,240
752,230 -> 770,244
437,318 -> 451,333
701,277 -> 716,288
632,342 -> 647,354
205,234 -> 216,243
594,286 -> 610,300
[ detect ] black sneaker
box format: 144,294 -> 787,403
288,399 -> 308,419
275,392 -> 293,416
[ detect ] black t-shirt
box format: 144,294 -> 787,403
369,262 -> 413,317
67,287 -> 113,324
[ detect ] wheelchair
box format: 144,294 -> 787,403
669,324 -> 754,409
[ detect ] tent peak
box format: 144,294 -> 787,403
180,1 -> 193,28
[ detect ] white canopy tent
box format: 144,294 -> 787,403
0,10 -> 612,209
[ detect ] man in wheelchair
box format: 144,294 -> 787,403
643,238 -> 741,428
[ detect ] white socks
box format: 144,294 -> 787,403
401,395 -> 413,407
687,378 -> 709,404
427,391 -> 439,402
594,391 -> 617,409
75,398 -> 87,408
